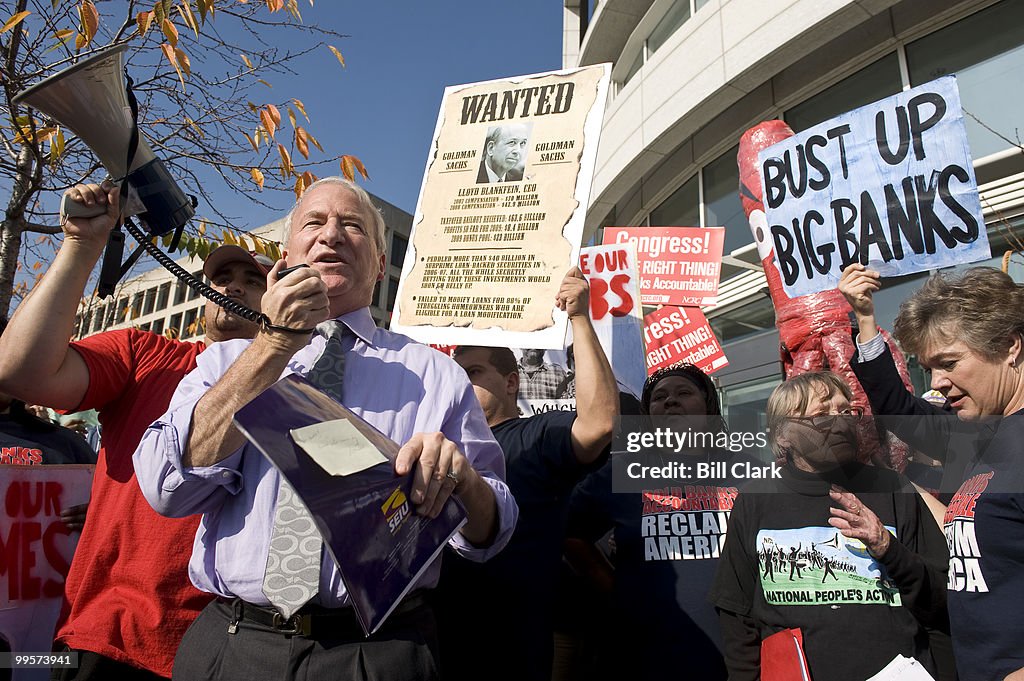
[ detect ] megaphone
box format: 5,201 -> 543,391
14,44 -> 193,237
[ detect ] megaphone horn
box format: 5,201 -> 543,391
14,44 -> 194,237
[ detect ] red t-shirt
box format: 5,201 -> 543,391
55,329 -> 212,677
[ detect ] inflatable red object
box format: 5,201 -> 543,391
738,120 -> 913,470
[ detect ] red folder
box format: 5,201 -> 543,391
761,628 -> 812,681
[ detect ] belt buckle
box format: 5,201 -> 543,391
272,611 -> 311,636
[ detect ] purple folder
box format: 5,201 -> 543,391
233,374 -> 466,635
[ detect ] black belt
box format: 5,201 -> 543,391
223,593 -> 428,637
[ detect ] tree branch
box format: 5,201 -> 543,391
23,221 -> 61,235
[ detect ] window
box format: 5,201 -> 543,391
708,296 -> 776,343
139,322 -> 151,332
174,280 -> 187,305
156,282 -> 170,310
386,276 -> 399,312
168,313 -> 182,339
647,1 -> 691,56
152,318 -> 165,336
92,306 -> 106,333
906,0 -> 1024,159
720,375 -> 782,461
143,287 -> 157,316
390,234 -> 408,268
183,308 -> 198,338
621,49 -> 644,88
702,145 -> 750,256
115,297 -> 128,324
105,303 -> 117,327
650,174 -> 699,227
373,280 -> 382,307
130,292 -> 143,320
785,53 -> 902,133
187,271 -> 203,301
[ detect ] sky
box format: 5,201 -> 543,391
5,1 -> 566,308
217,0 -> 566,224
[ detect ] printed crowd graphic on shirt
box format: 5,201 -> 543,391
641,485 -> 738,561
755,527 -> 903,606
943,471 -> 991,593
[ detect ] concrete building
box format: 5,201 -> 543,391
73,192 -> 412,339
564,0 -> 1024,429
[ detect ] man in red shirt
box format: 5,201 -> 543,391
0,182 -> 269,680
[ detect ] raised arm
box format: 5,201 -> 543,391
0,183 -> 118,409
839,263 -> 881,344
558,267 -> 618,464
182,261 -> 329,467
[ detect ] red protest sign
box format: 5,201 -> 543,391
579,245 -> 639,322
643,306 -> 728,375
579,243 -> 646,401
429,344 -> 457,357
603,226 -> 724,306
0,465 -> 92,665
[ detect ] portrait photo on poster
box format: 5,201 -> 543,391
476,123 -> 532,184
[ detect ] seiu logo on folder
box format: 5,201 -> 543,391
381,488 -> 411,535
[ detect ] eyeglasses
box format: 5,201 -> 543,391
819,407 -> 863,417
785,407 -> 864,431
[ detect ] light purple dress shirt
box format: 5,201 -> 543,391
133,307 -> 517,607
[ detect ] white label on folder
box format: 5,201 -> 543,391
866,655 -> 935,681
290,419 -> 388,476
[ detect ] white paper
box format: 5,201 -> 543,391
289,419 -> 387,476
865,655 -> 936,681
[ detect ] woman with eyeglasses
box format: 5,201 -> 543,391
842,264 -> 1024,681
710,371 -> 948,681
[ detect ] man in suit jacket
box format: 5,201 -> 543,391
476,123 -> 529,183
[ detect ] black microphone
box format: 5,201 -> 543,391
277,263 -> 311,280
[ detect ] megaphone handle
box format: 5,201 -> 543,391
60,192 -> 108,220
60,185 -> 146,221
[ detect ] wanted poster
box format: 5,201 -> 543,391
392,65 -> 611,349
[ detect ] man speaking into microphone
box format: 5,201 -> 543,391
134,177 -> 517,681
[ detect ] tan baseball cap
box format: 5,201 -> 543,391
202,245 -> 275,279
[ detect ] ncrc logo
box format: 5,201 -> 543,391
381,488 -> 411,535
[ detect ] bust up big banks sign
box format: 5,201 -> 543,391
759,76 -> 988,297
604,226 -> 725,307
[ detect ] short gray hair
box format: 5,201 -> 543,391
894,267 -> 1024,360
284,177 -> 387,253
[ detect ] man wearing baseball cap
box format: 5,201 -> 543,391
202,244 -> 274,279
0,182 -> 270,681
